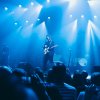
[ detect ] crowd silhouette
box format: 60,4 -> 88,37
0,61 -> 100,100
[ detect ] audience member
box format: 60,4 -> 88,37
46,62 -> 77,100
78,72 -> 100,100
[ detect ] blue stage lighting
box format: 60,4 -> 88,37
4,7 -> 8,11
19,5 -> 22,8
23,8 -> 28,11
37,18 -> 40,21
31,23 -> 34,26
94,15 -> 97,19
69,14 -> 73,18
26,20 -> 29,23
47,0 -> 50,3
81,15 -> 84,18
14,22 -> 18,25
48,17 -> 51,19
31,2 -> 34,6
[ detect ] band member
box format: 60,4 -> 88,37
43,35 -> 55,71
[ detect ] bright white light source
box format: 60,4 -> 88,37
37,18 -> 40,21
26,20 -> 29,23
19,5 -> 22,8
4,7 -> 8,11
88,1 -> 95,6
48,17 -> 50,20
31,2 -> 34,6
87,75 -> 91,79
23,8 -> 28,11
81,15 -> 84,18
47,0 -> 50,3
31,23 -> 34,27
94,15 -> 97,19
14,22 -> 18,25
69,14 -> 72,18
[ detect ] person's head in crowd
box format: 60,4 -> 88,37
17,62 -> 33,76
64,70 -> 72,85
81,70 -> 88,79
51,62 -> 67,83
11,86 -> 39,100
72,70 -> 84,88
47,69 -> 54,83
12,68 -> 29,84
34,67 -> 44,81
0,82 -> 38,100
0,66 -> 12,81
13,68 -> 27,77
0,66 -> 39,100
91,72 -> 100,86
24,87 -> 39,100
73,70 -> 82,79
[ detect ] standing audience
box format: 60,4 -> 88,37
0,62 -> 100,100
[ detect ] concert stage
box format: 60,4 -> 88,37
0,0 -> 100,73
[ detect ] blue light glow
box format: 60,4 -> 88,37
19,5 -> 22,8
48,17 -> 51,20
37,18 -> 40,21
4,7 -> 8,11
14,22 -> 18,25
47,0 -> 50,3
0,0 -> 100,71
31,2 -> 34,6
25,20 -> 29,23
69,14 -> 73,18
81,15 -> 84,18
94,15 -> 97,19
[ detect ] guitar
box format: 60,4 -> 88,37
44,45 -> 58,55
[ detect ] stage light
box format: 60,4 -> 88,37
19,5 -> 22,8
31,2 -> 34,6
94,15 -> 97,19
37,18 -> 40,21
69,14 -> 73,18
67,0 -> 77,13
14,22 -> 18,25
4,7 -> 8,11
48,17 -> 50,20
47,0 -> 50,3
23,8 -> 28,11
81,15 -> 84,18
88,0 -> 95,6
31,23 -> 34,27
86,20 -> 100,65
87,75 -> 91,79
85,20 -> 91,54
26,20 -> 29,23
